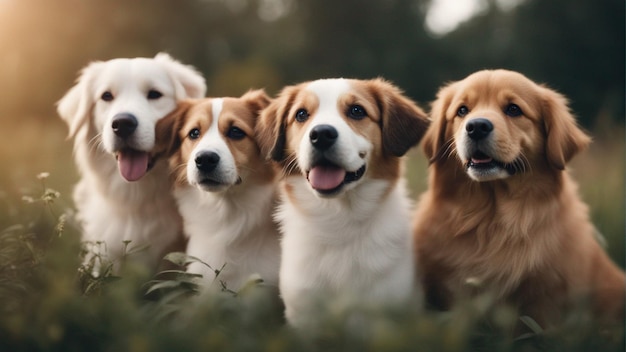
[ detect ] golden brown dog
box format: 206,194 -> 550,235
413,69 -> 624,327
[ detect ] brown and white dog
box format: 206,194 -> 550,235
413,69 -> 625,327
156,90 -> 281,292
256,78 -> 429,329
57,53 -> 206,273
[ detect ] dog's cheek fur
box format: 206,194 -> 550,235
256,96 -> 288,163
155,102 -> 194,186
541,88 -> 591,170
483,114 -> 522,162
510,116 -> 544,164
155,102 -> 193,157
423,84 -> 456,163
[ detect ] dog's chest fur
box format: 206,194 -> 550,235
278,177 -> 415,318
73,131 -> 183,268
416,172 -> 593,308
175,182 -> 280,290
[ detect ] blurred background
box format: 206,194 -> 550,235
0,0 -> 623,264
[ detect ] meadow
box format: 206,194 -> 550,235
0,115 -> 623,351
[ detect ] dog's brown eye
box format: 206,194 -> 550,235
101,91 -> 114,102
457,105 -> 469,117
295,108 -> 309,122
347,105 -> 367,120
147,89 -> 163,100
188,128 -> 201,140
505,104 -> 522,117
227,126 -> 246,140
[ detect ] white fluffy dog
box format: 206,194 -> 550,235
57,53 -> 206,273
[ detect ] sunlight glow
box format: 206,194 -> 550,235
425,0 -> 526,36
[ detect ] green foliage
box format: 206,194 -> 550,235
0,173 -> 623,351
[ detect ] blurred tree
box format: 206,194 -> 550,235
0,0 -> 622,126
437,0 -> 625,125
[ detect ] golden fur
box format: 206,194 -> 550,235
413,69 -> 625,327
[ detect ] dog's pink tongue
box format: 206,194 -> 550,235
308,165 -> 345,191
471,156 -> 493,164
118,150 -> 149,182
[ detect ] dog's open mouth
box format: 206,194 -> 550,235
466,151 -> 517,175
116,149 -> 154,182
306,159 -> 366,195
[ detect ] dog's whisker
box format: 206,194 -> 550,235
519,153 -> 532,174
435,138 -> 456,162
87,133 -> 103,154
508,153 -> 531,175
281,152 -> 299,177
169,162 -> 188,184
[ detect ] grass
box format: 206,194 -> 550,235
0,117 -> 623,351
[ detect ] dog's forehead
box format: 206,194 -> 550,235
220,97 -> 256,129
449,71 -> 541,113
305,79 -> 352,109
183,100 -> 215,130
95,58 -> 174,95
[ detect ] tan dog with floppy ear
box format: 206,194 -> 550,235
155,90 -> 281,292
256,78 -> 429,331
413,69 -> 625,327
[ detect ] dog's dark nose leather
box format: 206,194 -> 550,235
195,151 -> 220,172
310,124 -> 338,150
466,118 -> 493,141
112,113 -> 138,138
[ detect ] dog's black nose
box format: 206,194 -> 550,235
112,113 -> 138,138
195,151 -> 220,172
466,118 -> 493,141
310,124 -> 338,151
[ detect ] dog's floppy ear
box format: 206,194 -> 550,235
423,82 -> 455,163
541,87 -> 591,170
57,61 -> 105,139
155,52 -> 206,100
154,100 -> 193,157
370,78 -> 430,157
242,89 -> 272,115
256,86 -> 297,162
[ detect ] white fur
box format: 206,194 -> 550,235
277,79 -> 416,330
57,53 -> 206,272
174,99 -> 280,292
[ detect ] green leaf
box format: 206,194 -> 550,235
155,270 -> 202,279
519,315 -> 543,334
163,252 -> 213,269
145,280 -> 184,295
